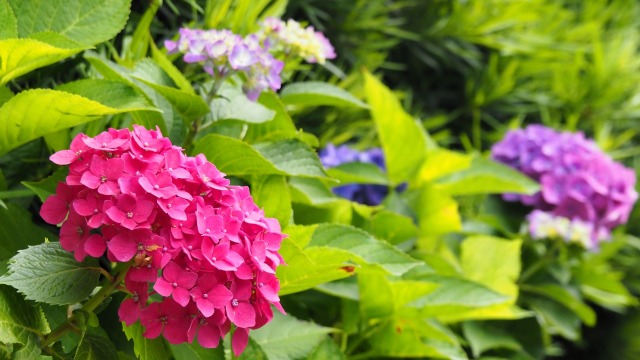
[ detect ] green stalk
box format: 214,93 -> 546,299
41,264 -> 131,348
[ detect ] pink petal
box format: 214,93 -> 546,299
105,207 -> 126,224
50,150 -> 77,165
232,328 -> 249,357
198,324 -> 221,348
153,277 -> 174,297
80,172 -> 101,189
173,287 -> 192,307
228,302 -> 256,328
84,234 -> 106,257
108,233 -> 137,261
40,195 -> 67,224
162,261 -> 182,282
196,299 -> 216,318
209,285 -> 233,308
118,298 -> 140,326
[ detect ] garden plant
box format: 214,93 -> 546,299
1,0 -> 640,359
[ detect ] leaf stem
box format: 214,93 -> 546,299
41,263 -> 131,348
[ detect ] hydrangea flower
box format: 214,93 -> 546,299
527,210 -> 607,248
491,124 -> 638,248
40,126 -> 286,356
258,17 -> 336,64
319,144 -> 388,205
165,28 -> 283,101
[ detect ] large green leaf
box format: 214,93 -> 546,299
0,203 -> 56,262
249,312 -> 333,360
245,92 -> 298,143
193,134 -> 327,178
9,0 -> 131,46
0,0 -> 17,39
22,167 -> 67,202
251,175 -> 291,227
0,285 -> 50,359
134,78 -> 209,120
0,38 -> 85,85
277,238 -> 355,295
0,242 -> 101,305
210,83 -> 275,123
75,328 -> 118,360
122,322 -> 170,360
326,162 -> 389,185
0,88 -> 152,156
414,186 -> 462,249
366,210 -> 418,245
56,79 -> 159,112
280,82 -> 367,108
309,224 -> 421,276
171,342 -> 224,360
368,315 -> 468,359
520,284 -> 595,326
433,157 -> 539,196
363,71 -> 430,184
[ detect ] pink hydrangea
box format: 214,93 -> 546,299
40,126 -> 286,356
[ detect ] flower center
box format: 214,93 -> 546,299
172,282 -> 178,288
203,294 -> 209,299
154,184 -> 160,190
160,316 -> 168,324
231,299 -> 239,307
137,242 -> 144,251
101,176 -> 107,183
127,212 -> 134,218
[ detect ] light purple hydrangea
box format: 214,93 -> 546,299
165,28 -> 283,101
491,124 -> 638,247
258,18 -> 336,64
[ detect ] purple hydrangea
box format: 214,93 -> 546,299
491,124 -> 638,247
319,144 -> 388,206
165,28 -> 283,101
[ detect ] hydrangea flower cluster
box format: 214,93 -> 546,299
319,144 -> 388,206
258,17 -> 336,64
165,28 -> 283,101
40,126 -> 285,356
491,124 -> 638,248
527,210 -> 606,248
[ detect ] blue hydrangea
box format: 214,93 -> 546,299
318,144 -> 388,206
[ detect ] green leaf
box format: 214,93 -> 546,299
326,162 -> 389,185
306,337 -> 346,360
0,242 -> 101,305
366,210 -> 418,245
309,224 -> 421,276
0,88 -> 150,156
9,0 -> 131,46
434,157 -> 539,196
251,175 -> 291,227
170,342 -> 224,360
289,177 -> 337,205
236,337 -> 268,360
280,82 -> 367,108
56,79 -> 159,112
363,70 -> 430,184
211,83 -> 275,123
417,148 -> 472,185
520,284 -> 595,326
193,135 -> 327,178
134,78 -> 209,120
122,322 -> 170,360
245,92 -> 298,143
368,316 -> 468,359
150,41 -> 195,95
414,186 -> 462,248
250,312 -> 333,360
0,86 -> 13,106
0,0 -> 17,39
75,328 -> 118,360
462,319 -> 543,360
22,167 -> 67,202
122,0 -> 159,63
0,284 -> 50,359
0,38 -> 85,85
277,239 -> 354,295
0,203 -> 56,262
522,294 -> 581,340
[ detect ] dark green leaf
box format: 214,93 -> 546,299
0,242 -> 101,305
0,285 -> 49,359
0,203 -> 56,262
75,328 -> 118,360
22,167 -> 67,202
122,322 -> 170,360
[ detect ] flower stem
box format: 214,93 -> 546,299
41,263 -> 131,348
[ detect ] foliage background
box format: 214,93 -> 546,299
1,0 -> 640,359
